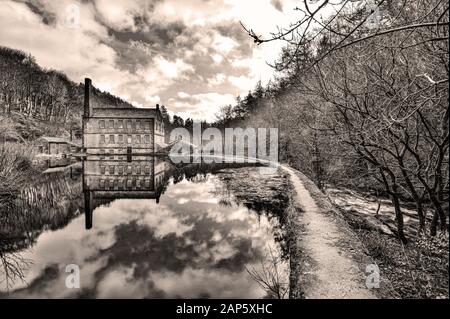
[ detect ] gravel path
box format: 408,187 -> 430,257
281,165 -> 378,299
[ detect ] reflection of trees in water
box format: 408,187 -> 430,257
215,184 -> 233,207
0,171 -> 83,252
0,160 -> 291,296
0,170 -> 83,293
211,167 -> 292,298
0,249 -> 32,292
245,245 -> 289,299
213,168 -> 292,259
169,161 -> 259,185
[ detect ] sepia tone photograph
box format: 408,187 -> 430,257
0,0 -> 448,307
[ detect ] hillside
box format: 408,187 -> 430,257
0,46 -> 134,141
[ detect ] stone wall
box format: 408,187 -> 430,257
83,78 -> 167,154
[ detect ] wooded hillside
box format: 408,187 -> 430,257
0,46 -> 134,140
215,0 -> 449,239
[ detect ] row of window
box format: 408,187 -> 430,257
97,150 -> 154,160
99,164 -> 153,175
98,119 -> 152,130
155,174 -> 165,188
97,119 -> 164,132
97,178 -> 152,190
99,134 -> 152,145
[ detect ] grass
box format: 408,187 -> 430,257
343,212 -> 449,299
0,112 -> 74,142
0,142 -> 36,197
0,115 -> 22,142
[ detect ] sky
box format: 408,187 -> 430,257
0,0 -> 302,121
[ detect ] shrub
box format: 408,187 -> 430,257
0,142 -> 35,196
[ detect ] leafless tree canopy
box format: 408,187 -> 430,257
219,0 -> 449,242
242,0 -> 448,70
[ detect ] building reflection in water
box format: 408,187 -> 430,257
82,155 -> 168,229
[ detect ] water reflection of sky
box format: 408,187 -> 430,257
3,175 -> 286,299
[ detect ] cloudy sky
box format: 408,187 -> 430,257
0,0 -> 301,121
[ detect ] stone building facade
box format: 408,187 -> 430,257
82,78 -> 166,157
81,78 -> 168,229
37,137 -> 70,155
83,157 -> 168,229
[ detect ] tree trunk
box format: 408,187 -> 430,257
430,211 -> 439,236
379,168 -> 407,244
398,158 -> 426,234
416,200 -> 426,235
419,174 -> 447,234
391,191 -> 408,244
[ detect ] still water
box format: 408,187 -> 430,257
0,158 -> 289,298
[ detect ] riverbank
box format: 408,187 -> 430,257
0,142 -> 37,197
216,165 -> 391,298
327,188 -> 449,299
1,144 -> 83,256
283,164 -> 448,299
281,165 -> 394,299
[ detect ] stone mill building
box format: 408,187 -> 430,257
81,78 -> 168,229
82,78 -> 166,156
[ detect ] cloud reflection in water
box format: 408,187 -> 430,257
3,174 -> 287,299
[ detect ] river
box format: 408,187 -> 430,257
0,157 -> 290,298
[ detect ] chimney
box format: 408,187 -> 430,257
84,78 -> 92,118
156,103 -> 160,111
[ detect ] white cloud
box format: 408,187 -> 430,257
209,74 -> 227,86
154,57 -> 195,78
0,0 -> 303,121
0,1 -> 124,89
152,0 -> 230,26
145,95 -> 161,105
212,34 -> 238,54
228,75 -> 254,93
229,46 -> 280,94
211,53 -> 224,64
94,0 -> 156,31
132,57 -> 196,106
177,92 -> 191,99
170,92 -> 236,121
